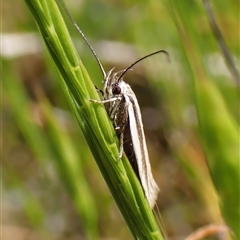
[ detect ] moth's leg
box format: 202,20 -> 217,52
89,97 -> 121,104
94,86 -> 104,95
117,130 -> 124,160
109,101 -> 121,120
116,104 -> 128,160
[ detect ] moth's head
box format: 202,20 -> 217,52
103,69 -> 124,98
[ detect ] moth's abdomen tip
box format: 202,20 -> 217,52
148,181 -> 160,209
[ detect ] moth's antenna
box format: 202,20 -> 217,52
117,50 -> 169,82
57,0 -> 106,78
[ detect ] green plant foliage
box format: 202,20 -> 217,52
3,0 -> 239,239
23,0 -> 163,239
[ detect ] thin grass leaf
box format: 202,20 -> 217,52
4,60 -> 98,239
196,80 -> 240,239
39,98 -> 99,239
167,1 -> 240,238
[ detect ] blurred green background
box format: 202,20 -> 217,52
2,0 -> 239,239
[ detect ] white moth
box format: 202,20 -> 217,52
59,0 -> 168,209
98,67 -> 161,208
93,52 -> 169,209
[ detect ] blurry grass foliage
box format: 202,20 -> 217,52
3,0 -> 239,239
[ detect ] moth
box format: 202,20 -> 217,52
59,0 -> 168,209
95,57 -> 167,209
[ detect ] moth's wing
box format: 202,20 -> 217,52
125,85 -> 159,208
